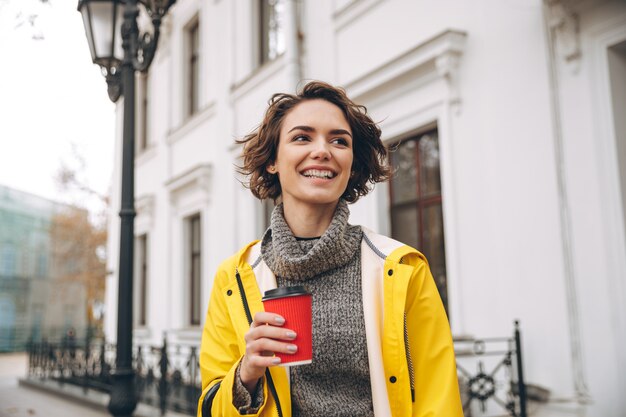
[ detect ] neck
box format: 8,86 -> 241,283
282,199 -> 339,238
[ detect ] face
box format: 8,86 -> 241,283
268,99 -> 353,211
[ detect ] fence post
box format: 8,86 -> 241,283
83,329 -> 91,394
44,338 -> 50,379
27,337 -> 33,377
158,335 -> 169,416
189,346 -> 199,413
99,339 -> 107,385
514,320 -> 527,417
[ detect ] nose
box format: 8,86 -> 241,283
310,138 -> 331,160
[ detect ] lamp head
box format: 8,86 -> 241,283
77,0 -> 124,74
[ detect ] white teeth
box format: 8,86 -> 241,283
302,169 -> 335,179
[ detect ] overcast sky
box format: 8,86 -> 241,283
0,0 -> 115,210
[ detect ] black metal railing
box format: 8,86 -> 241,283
27,336 -> 201,415
455,320 -> 527,417
27,321 -> 528,417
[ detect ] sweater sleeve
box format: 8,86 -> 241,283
233,362 -> 265,414
405,259 -> 464,417
196,263 -> 268,417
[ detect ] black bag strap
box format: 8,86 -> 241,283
201,381 -> 221,417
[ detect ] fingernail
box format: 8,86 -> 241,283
274,316 -> 285,325
271,357 -> 281,365
285,331 -> 296,339
286,344 -> 297,353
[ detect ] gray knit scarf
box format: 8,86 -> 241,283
261,199 -> 362,279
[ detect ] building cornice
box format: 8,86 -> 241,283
165,164 -> 212,204
344,29 -> 467,113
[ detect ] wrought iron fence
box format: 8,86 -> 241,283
27,336 -> 201,415
27,322 -> 527,417
455,320 -> 527,417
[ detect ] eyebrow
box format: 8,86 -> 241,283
287,125 -> 352,138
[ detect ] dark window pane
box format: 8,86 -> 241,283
192,216 -> 200,252
140,235 -> 148,326
188,21 -> 199,116
418,132 -> 441,197
192,256 -> 201,319
421,204 -> 447,305
134,234 -> 148,327
390,140 -> 418,204
390,204 -> 420,250
189,214 -> 201,325
421,204 -> 445,263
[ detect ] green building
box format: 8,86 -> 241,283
0,185 -> 87,351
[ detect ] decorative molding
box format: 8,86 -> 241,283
344,29 -> 467,113
435,51 -> 463,114
543,0 -> 591,402
135,194 -> 155,234
166,101 -> 217,145
165,163 -> 212,204
545,0 -> 582,71
135,194 -> 155,219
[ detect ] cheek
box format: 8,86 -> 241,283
343,152 -> 354,172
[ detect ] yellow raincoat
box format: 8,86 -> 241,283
197,228 -> 463,417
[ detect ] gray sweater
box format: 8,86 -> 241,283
233,200 -> 374,417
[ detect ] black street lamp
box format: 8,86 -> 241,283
77,1 -> 176,416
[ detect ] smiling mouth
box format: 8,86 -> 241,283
300,169 -> 337,179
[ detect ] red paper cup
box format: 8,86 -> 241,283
262,286 -> 312,366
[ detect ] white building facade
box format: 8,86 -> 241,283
104,0 -> 626,415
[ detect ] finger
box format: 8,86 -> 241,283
245,326 -> 297,343
244,354 -> 282,369
247,338 -> 298,356
252,312 -> 285,327
240,355 -> 275,383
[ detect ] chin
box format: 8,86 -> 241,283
289,193 -> 344,207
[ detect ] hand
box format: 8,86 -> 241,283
240,312 -> 298,392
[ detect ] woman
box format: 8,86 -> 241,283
197,81 -> 463,417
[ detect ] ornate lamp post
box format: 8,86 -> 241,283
77,1 -> 176,416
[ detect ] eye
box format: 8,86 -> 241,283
292,134 -> 310,142
332,137 -> 351,147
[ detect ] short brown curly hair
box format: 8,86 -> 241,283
237,81 -> 391,203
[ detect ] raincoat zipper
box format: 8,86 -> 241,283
398,256 -> 415,403
404,312 -> 415,402
235,269 -> 284,417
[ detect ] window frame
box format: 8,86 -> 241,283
135,233 -> 148,327
389,129 -> 449,311
187,213 -> 202,326
185,17 -> 200,118
256,0 -> 286,67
